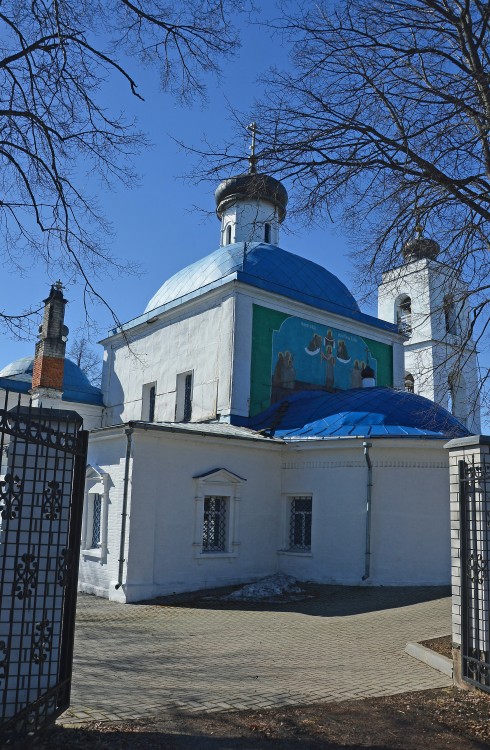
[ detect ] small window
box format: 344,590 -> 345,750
396,295 -> 412,336
82,465 -> 109,558
91,494 -> 102,549
444,295 -> 461,335
202,496 -> 227,552
404,373 -> 414,393
175,371 -> 193,422
264,223 -> 271,243
289,496 -> 312,551
226,224 -> 232,245
142,382 -> 157,421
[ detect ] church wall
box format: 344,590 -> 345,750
78,429 -> 130,599
78,428 -> 453,602
101,292 -> 236,425
279,439 -> 451,586
123,429 -> 283,601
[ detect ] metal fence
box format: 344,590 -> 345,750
459,456 -> 490,692
0,394 -> 88,744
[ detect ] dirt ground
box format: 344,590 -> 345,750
35,686 -> 490,750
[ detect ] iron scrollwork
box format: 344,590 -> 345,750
31,618 -> 52,665
0,640 -> 8,686
42,481 -> 62,520
13,553 -> 38,600
57,548 -> 72,588
0,473 -> 22,520
467,553 -> 488,584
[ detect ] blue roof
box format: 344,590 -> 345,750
246,387 -> 471,439
127,243 -> 397,335
0,357 -> 103,406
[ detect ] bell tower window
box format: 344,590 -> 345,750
264,223 -> 271,243
396,295 -> 412,336
225,224 -> 232,245
444,295 -> 461,335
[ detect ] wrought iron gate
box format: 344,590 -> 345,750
459,456 -> 490,692
0,394 -> 88,744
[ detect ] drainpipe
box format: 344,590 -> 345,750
115,427 -> 133,590
362,441 -> 373,581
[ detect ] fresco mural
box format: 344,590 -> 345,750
250,305 -> 393,416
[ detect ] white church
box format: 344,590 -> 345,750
0,154 -> 481,603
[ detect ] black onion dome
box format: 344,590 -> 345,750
215,173 -> 288,222
402,235 -> 440,262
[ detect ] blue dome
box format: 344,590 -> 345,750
0,356 -> 103,406
247,387 -> 471,439
144,243 -> 396,332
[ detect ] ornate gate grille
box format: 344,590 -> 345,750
0,394 -> 88,744
459,456 -> 490,692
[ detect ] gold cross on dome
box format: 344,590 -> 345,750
247,122 -> 260,173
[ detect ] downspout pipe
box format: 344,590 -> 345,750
115,427 -> 133,590
362,441 -> 373,581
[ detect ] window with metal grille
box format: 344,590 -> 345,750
202,495 -> 227,552
289,496 -> 312,551
91,494 -> 102,549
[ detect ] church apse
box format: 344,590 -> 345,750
249,305 -> 393,416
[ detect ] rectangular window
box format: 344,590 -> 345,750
142,381 -> 157,421
202,495 -> 227,552
175,371 -> 193,422
183,373 -> 192,422
91,494 -> 102,549
289,496 -> 312,551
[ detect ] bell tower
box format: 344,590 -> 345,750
377,226 -> 481,433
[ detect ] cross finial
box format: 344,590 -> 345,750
247,122 -> 260,174
54,279 -> 63,291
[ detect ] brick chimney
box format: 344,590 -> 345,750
31,281 -> 68,400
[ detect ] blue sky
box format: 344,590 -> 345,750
0,10 -> 354,366
3,7 -> 485,433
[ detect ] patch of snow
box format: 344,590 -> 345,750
223,574 -> 308,602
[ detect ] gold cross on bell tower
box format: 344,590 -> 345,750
247,121 -> 259,174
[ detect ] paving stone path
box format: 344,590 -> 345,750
61,586 -> 453,724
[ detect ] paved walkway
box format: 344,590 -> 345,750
61,586 -> 453,724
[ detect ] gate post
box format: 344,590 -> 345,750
445,435 -> 490,692
0,403 -> 88,744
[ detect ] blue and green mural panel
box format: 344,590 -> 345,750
250,304 -> 393,416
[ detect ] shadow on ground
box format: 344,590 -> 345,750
140,584 -> 451,618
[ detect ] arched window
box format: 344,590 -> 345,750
264,223 -> 271,243
396,295 -> 412,336
404,373 -> 414,393
225,224 -> 232,245
444,295 -> 461,335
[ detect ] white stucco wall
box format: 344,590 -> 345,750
278,438 -> 451,586
78,428 -> 131,599
78,427 -> 453,603
220,200 -> 281,246
101,290 -> 236,425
